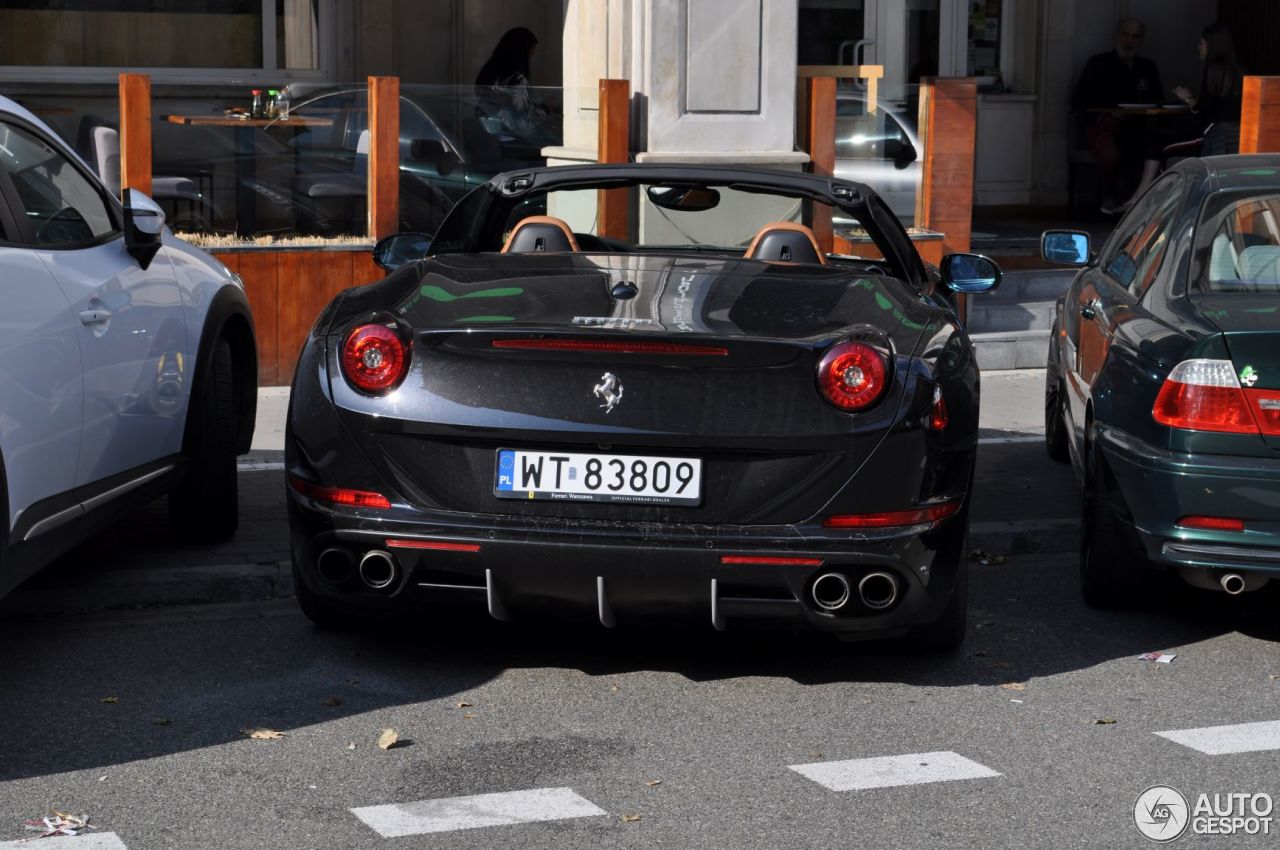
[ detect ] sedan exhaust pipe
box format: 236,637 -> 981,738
1220,572 -> 1246,595
359,550 -> 399,591
858,572 -> 899,610
811,572 -> 852,611
316,547 -> 354,585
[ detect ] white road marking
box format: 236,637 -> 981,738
1155,720 -> 1280,755
790,751 -> 1002,791
351,787 -> 607,837
0,833 -> 127,849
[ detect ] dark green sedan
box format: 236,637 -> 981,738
1043,155 -> 1280,607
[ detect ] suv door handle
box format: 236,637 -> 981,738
78,308 -> 112,325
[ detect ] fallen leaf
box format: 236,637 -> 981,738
377,729 -> 399,750
621,814 -> 641,823
1093,718 -> 1117,725
456,701 -> 473,709
1271,674 -> 1280,680
808,751 -> 823,760
999,682 -> 1027,691
345,742 -> 357,750
1009,699 -> 1024,704
610,684 -> 620,694
242,728 -> 285,740
645,779 -> 662,787
100,697 -> 119,704
462,712 -> 478,720
153,718 -> 172,726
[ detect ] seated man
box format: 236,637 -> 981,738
1072,17 -> 1164,214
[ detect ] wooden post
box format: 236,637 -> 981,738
1240,76 -> 1280,153
118,73 -> 152,199
799,76 -> 837,253
597,78 -> 630,240
915,77 -> 977,323
368,75 -> 400,240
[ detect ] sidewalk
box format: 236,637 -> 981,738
1,372 -> 1075,616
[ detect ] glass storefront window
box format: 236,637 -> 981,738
966,0 -> 1003,83
0,0 -> 320,74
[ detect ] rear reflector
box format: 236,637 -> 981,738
1247,389 -> 1280,436
492,339 -> 728,356
1176,515 -> 1246,532
927,385 -> 949,431
288,477 -> 391,509
1152,359 -> 1258,434
385,538 -> 481,552
720,555 -> 824,566
823,500 -> 961,529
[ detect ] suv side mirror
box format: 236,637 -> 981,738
940,252 -> 1002,294
124,188 -> 164,270
1041,229 -> 1091,265
410,138 -> 460,175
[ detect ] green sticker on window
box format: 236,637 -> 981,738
1240,364 -> 1259,387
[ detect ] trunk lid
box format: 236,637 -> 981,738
1195,295 -> 1280,450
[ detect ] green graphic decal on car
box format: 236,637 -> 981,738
1240,364 -> 1260,387
421,284 -> 524,302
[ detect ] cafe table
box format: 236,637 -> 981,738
165,113 -> 333,236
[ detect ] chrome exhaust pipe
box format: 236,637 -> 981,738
811,572 -> 852,611
358,550 -> 398,590
1220,572 -> 1246,595
858,572 -> 899,610
316,547 -> 354,585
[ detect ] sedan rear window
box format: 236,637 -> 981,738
1201,195 -> 1280,293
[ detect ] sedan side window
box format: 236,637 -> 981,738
0,121 -> 115,246
835,99 -> 911,162
1102,174 -> 1184,298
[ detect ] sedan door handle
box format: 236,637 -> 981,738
1079,300 -> 1101,320
78,308 -> 112,325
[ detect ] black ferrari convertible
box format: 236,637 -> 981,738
285,164 -> 1000,648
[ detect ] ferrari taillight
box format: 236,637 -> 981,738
342,323 -> 409,394
289,477 -> 391,509
1152,359 -> 1257,434
817,341 -> 888,411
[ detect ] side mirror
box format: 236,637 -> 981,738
374,232 -> 432,272
409,138 -> 460,176
940,252 -> 1002,294
885,138 -> 918,170
124,188 -> 164,270
1041,229 -> 1091,266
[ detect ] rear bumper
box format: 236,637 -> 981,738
288,495 -> 968,638
1096,425 -> 1280,578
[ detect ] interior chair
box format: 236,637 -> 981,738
501,216 -> 580,253
744,221 -> 826,265
89,125 -> 213,229
1237,244 -> 1280,286
291,129 -> 370,235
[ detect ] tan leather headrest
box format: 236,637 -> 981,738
501,215 -> 580,253
744,221 -> 826,265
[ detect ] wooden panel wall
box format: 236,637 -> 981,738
118,73 -> 152,199
368,75 -> 401,240
1239,77 -> 1280,154
213,250 -> 385,387
915,77 -> 977,257
597,78 -> 630,240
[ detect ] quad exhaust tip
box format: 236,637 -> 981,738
811,572 -> 852,611
858,572 -> 899,610
359,550 -> 399,590
1220,572 -> 1246,595
316,547 -> 354,585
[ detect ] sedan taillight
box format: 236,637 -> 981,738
817,341 -> 888,411
1151,359 -> 1257,434
342,323 -> 409,394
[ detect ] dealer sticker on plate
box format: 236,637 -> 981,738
495,449 -> 702,506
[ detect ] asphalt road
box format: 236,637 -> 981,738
2,371 -> 1278,849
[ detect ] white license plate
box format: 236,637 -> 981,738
494,449 -> 702,506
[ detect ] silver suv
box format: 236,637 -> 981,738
0,97 -> 257,598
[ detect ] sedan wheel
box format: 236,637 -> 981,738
1079,445 -> 1146,608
